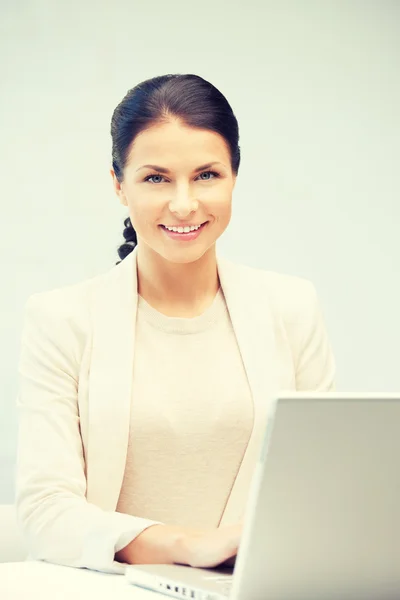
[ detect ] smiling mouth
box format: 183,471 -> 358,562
159,221 -> 209,231
159,221 -> 209,238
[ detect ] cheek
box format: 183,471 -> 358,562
212,195 -> 232,217
128,197 -> 158,225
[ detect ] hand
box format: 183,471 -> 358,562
116,522 -> 243,568
183,523 -> 243,569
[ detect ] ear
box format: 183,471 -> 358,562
110,168 -> 128,206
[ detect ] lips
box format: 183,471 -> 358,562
159,221 -> 209,240
161,220 -> 208,229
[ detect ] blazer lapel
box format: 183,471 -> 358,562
216,255 -> 279,526
86,248 -> 138,510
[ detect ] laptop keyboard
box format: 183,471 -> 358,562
214,575 -> 233,595
162,581 -> 232,599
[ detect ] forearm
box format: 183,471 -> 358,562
115,522 -> 242,569
115,524 -> 196,565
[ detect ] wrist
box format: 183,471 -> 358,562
170,528 -> 203,566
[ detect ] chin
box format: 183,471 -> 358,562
163,250 -> 211,265
156,243 -> 216,265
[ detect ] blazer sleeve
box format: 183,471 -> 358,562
15,293 -> 160,574
290,281 -> 336,392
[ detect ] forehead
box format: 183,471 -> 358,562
127,120 -> 230,166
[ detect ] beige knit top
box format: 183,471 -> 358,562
116,286 -> 254,529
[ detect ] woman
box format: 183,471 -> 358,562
15,73 -> 336,574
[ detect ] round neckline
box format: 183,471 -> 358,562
137,287 -> 227,334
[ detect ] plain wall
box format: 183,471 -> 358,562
0,0 -> 399,502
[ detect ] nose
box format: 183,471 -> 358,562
168,191 -> 199,217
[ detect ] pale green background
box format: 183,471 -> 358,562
1,0 -> 399,502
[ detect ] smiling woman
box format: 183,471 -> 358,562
15,73 -> 336,576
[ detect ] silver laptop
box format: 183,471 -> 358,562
126,393 -> 400,600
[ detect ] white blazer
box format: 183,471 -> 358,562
15,247 -> 335,573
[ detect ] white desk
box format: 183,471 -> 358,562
0,561 -> 159,600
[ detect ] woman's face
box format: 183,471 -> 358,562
111,119 -> 237,264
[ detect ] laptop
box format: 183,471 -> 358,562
126,393 -> 400,600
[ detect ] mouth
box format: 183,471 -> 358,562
159,221 -> 209,240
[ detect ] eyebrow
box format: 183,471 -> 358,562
136,161 -> 225,173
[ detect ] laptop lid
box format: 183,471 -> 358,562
232,393 -> 400,600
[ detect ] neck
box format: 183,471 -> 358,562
136,243 -> 220,316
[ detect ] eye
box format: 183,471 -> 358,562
144,173 -> 165,184
144,170 -> 220,184
198,170 -> 220,181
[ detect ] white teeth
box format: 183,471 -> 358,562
164,224 -> 202,233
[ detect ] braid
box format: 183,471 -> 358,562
116,217 -> 137,265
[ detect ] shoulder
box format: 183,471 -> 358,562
20,267 -> 119,369
231,261 -> 336,391
23,266 -> 115,336
231,260 -> 319,324
19,262 -> 129,377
